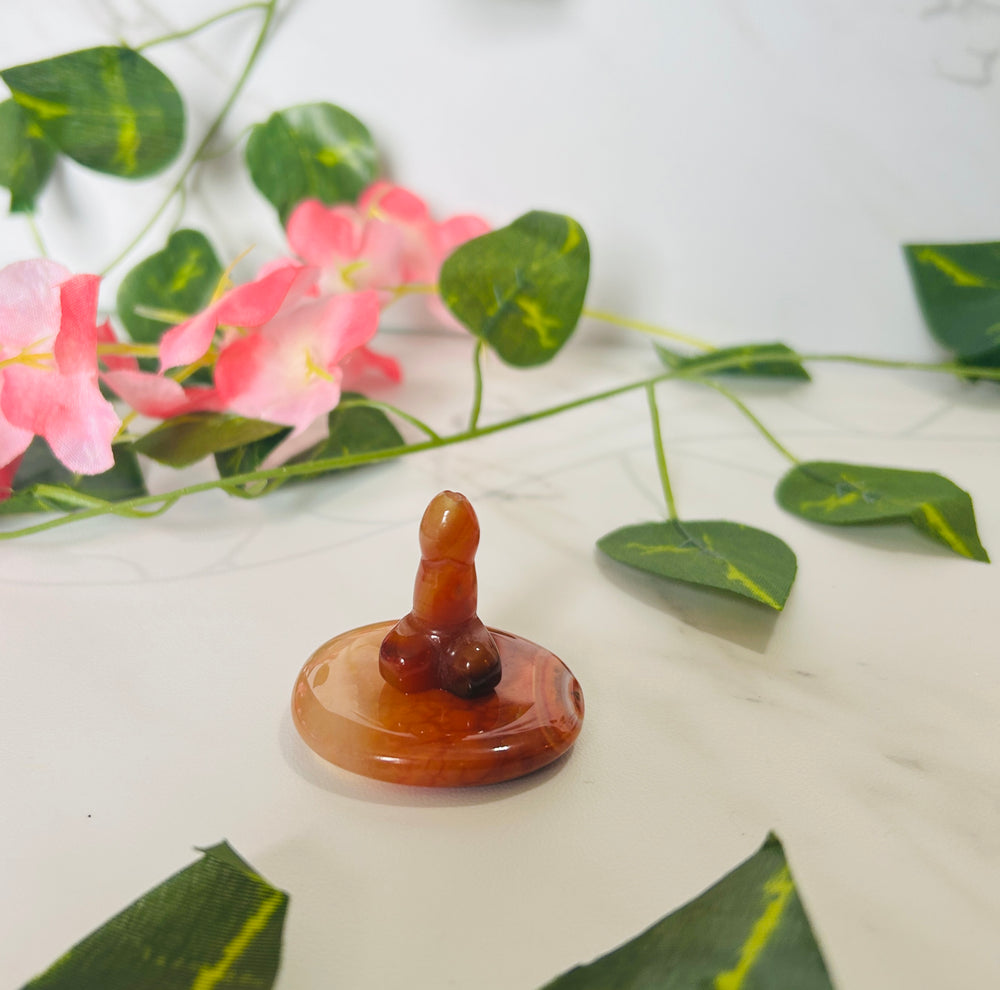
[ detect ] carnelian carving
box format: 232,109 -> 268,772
291,491 -> 584,787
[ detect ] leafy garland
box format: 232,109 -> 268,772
0,1 -> 996,613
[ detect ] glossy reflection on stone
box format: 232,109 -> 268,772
292,622 -> 583,786
291,491 -> 584,787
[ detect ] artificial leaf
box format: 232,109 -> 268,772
903,242 -> 1000,367
597,519 -> 797,610
293,398 -> 405,469
1,46 -> 183,178
117,229 -> 222,349
214,430 -> 290,481
440,210 -> 590,367
215,397 -> 403,494
245,102 -> 378,223
776,460 -> 989,562
0,98 -> 56,213
0,438 -> 146,515
133,413 -> 288,468
656,342 -> 811,381
22,841 -> 288,990
541,833 -> 834,990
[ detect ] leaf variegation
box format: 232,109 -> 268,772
440,210 -> 590,367
542,833 -> 834,990
1,47 -> 184,178
133,413 -> 289,468
117,229 -> 222,350
0,98 -> 56,213
903,241 -> 1000,368
776,460 -> 989,562
245,102 -> 378,223
0,438 -> 146,515
656,342 -> 811,381
597,519 -> 797,610
22,841 -> 288,990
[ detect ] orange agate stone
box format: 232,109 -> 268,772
291,491 -> 584,787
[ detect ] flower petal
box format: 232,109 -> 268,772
360,182 -> 429,224
287,200 -> 361,267
0,388 -> 32,470
53,274 -> 102,374
341,345 -> 403,389
102,368 -> 222,419
434,214 -> 490,259
0,451 -> 24,501
3,365 -> 119,474
214,291 -> 379,434
0,258 -> 70,352
158,264 -> 312,370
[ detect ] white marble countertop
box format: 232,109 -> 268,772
2,2 -> 1000,988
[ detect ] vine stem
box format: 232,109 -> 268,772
645,383 -> 678,520
0,366 -> 685,541
695,379 -> 800,464
801,352 -> 1000,380
134,2 -> 270,52
583,307 -> 714,351
4,340 -> 998,541
586,309 -> 1000,382
337,396 -> 441,442
100,0 -> 278,277
26,215 -> 48,257
469,340 -> 485,430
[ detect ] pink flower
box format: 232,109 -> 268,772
285,182 -> 490,298
158,264 -> 317,371
214,289 -> 381,434
98,320 -> 223,420
0,259 -> 119,478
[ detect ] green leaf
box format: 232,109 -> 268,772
215,397 -> 404,495
1,46 -> 184,178
776,460 -> 989,562
117,229 -> 222,349
0,98 -> 56,213
0,438 -> 146,515
133,413 -> 288,468
22,841 -> 288,990
440,210 -> 590,367
293,398 -> 405,470
656,342 -> 811,381
541,833 -> 834,990
597,519 -> 797,610
245,102 -> 378,223
903,242 -> 1000,367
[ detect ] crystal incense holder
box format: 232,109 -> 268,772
291,491 -> 584,787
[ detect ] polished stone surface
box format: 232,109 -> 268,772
293,622 -> 584,786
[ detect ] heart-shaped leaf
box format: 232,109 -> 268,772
656,342 -> 810,380
22,842 -> 288,990
439,210 -> 590,366
776,460 -> 989,562
597,519 -> 797,610
133,413 -> 288,468
245,103 -> 378,223
1,47 -> 184,178
117,229 -> 222,349
541,833 -> 834,990
0,98 -> 56,213
903,242 -> 1000,367
0,438 -> 146,515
